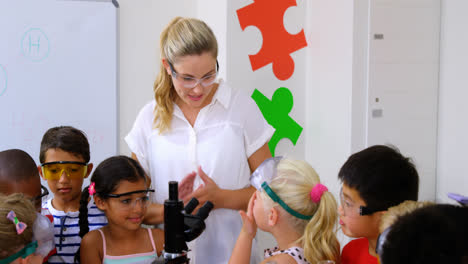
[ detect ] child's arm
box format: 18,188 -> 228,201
80,230 -> 103,264
228,193 -> 258,264
151,228 -> 165,257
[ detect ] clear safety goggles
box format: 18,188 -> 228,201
339,188 -> 386,217
41,161 -> 88,180
104,189 -> 155,212
168,60 -> 219,89
249,157 -> 313,220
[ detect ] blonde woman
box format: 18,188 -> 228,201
126,17 -> 273,263
229,158 -> 340,264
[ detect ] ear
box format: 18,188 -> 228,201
38,165 -> 45,180
94,195 -> 107,211
267,207 -> 279,227
162,58 -> 172,76
84,163 -> 93,179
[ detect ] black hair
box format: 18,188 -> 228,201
380,204 -> 468,264
39,126 -> 90,163
74,155 -> 146,263
338,145 -> 419,211
0,149 -> 38,182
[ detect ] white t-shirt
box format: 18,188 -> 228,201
125,80 -> 274,264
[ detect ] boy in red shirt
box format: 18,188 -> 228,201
338,145 -> 419,264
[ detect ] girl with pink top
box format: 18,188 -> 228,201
77,156 -> 164,264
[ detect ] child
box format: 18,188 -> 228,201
0,193 -> 55,264
0,149 -> 46,212
229,157 -> 340,264
38,126 -> 107,263
78,155 -> 164,263
379,200 -> 434,234
376,204 -> 468,264
338,145 -> 419,264
0,149 -> 57,263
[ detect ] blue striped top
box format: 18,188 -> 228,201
42,197 -> 108,264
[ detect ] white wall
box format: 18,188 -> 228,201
119,0 -> 197,155
305,0 -> 355,248
437,0 -> 468,203
305,0 -> 354,194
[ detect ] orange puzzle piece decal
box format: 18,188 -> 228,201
237,0 -> 307,80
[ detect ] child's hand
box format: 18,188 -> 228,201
239,192 -> 258,239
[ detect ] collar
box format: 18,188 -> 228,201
173,79 -> 231,120
211,79 -> 231,109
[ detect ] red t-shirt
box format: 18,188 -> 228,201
341,238 -> 378,264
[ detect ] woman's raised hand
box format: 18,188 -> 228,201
178,171 -> 197,200
182,166 -> 221,209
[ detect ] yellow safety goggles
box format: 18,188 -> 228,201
41,161 -> 88,180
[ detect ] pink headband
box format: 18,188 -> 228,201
310,183 -> 328,203
89,182 -> 96,196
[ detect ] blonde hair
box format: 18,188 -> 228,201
153,17 -> 218,133
260,159 -> 340,264
0,193 -> 37,258
379,200 -> 434,233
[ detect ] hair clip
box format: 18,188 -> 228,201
89,182 -> 96,196
310,183 -> 328,203
6,210 -> 27,234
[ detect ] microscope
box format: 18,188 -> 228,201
160,181 -> 213,264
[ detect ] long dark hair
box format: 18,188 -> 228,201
74,155 -> 147,263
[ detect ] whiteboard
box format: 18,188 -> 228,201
0,0 -> 118,174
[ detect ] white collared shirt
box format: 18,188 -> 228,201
126,79 -> 273,264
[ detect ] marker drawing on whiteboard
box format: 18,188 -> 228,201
21,28 -> 50,62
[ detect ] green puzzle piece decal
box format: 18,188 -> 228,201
252,87 -> 303,156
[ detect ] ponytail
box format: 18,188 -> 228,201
302,191 -> 340,264
264,159 -> 340,264
74,186 -> 90,263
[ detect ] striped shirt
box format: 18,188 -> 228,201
42,198 -> 108,264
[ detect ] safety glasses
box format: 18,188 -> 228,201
29,185 -> 49,209
41,161 -> 88,180
168,60 -> 219,89
104,189 -> 155,212
339,188 -> 386,217
249,157 -> 313,220
250,156 -> 282,190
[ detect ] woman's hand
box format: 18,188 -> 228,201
239,191 -> 258,239
183,166 -> 221,209
178,171 -> 197,200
